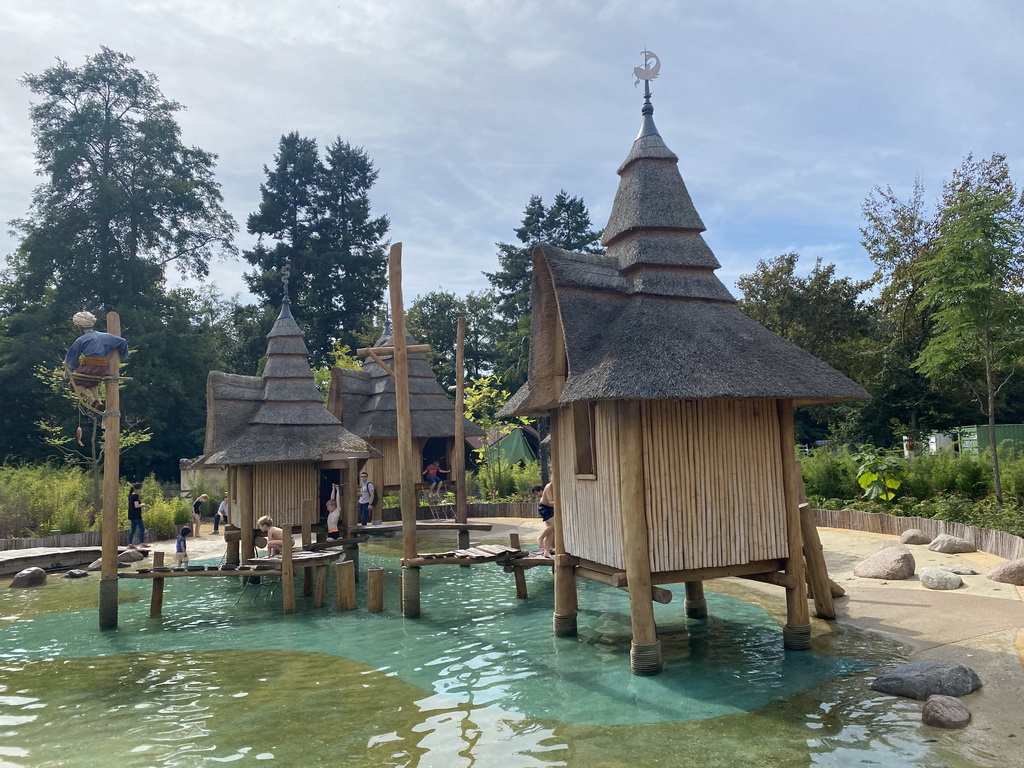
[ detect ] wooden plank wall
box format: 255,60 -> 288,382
366,438 -> 399,487
641,398 -> 788,571
253,462 -> 318,527
557,401 -> 626,569
556,398 -> 790,574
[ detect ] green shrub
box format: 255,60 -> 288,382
470,459 -> 541,501
798,448 -> 858,501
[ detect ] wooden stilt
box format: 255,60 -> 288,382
777,399 -> 810,649
240,466 -> 255,565
99,312 -> 123,630
458,528 -> 470,568
684,580 -> 707,619
389,243 -> 421,618
454,317 -> 468,525
336,560 -> 355,610
281,530 -> 295,613
343,540 -> 360,582
343,460 -> 358,532
509,533 -> 528,598
150,551 -> 165,617
617,400 -> 662,674
313,564 -> 327,607
367,567 -> 384,613
799,502 -> 835,620
550,412 -> 578,636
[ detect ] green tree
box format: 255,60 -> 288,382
736,253 -> 872,444
0,48 -> 237,473
915,184 -> 1024,503
243,133 -> 390,366
406,290 -> 499,390
484,191 -> 603,388
9,47 -> 235,310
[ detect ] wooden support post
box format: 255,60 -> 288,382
343,540 -> 360,582
367,567 -> 384,613
617,400 -> 662,675
301,499 -> 314,548
281,530 -> 295,613
509,533 -> 528,598
150,551 -> 165,617
313,565 -> 327,607
240,465 -> 255,565
550,412 -> 578,637
303,567 -> 313,597
389,243 -> 421,618
99,311 -> 123,630
454,316 -> 468,524
799,501 -> 836,620
336,560 -> 356,610
684,580 -> 708,619
225,525 -> 240,565
778,399 -> 811,649
343,460 -> 358,532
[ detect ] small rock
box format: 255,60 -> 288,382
854,546 -> 916,580
928,534 -> 977,554
919,567 -> 962,590
87,558 -> 101,571
63,569 -> 90,579
10,567 -> 47,588
922,694 -> 972,729
900,529 -> 933,545
987,559 -> 1024,586
940,564 -> 978,576
871,659 -> 982,700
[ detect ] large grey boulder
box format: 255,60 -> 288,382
919,567 -> 962,590
922,694 -> 972,729
928,534 -> 976,554
987,559 -> 1024,586
870,659 -> 981,700
854,545 -> 916,580
87,558 -> 131,571
118,548 -> 146,563
10,567 -> 46,588
900,529 -> 932,545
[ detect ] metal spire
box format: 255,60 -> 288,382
633,50 -> 661,139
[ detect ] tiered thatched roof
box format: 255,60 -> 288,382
501,93 -> 867,417
333,323 -> 483,439
197,302 -> 377,466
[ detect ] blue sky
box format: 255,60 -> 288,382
2,1 -> 1022,305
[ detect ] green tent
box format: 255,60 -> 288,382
484,428 -> 537,464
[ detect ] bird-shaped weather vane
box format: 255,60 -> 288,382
633,50 -> 661,136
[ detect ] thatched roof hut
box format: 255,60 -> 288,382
500,80 -> 867,674
196,299 -> 377,554
329,321 -> 483,493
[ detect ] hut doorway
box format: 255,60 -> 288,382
318,469 -> 341,526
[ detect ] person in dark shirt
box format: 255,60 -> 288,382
192,494 -> 208,537
127,482 -> 147,548
63,311 -> 129,412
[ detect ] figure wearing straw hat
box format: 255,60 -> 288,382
63,311 -> 129,413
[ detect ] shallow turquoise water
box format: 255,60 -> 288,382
0,541 -> 991,767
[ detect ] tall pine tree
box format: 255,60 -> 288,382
243,133 -> 390,365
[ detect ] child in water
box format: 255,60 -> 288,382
176,527 -> 191,567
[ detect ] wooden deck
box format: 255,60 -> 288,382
401,544 -> 551,568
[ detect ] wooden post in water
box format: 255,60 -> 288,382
617,399 -> 661,674
367,567 -> 384,613
388,243 -> 421,618
777,399 -> 811,649
343,459 -> 358,532
150,551 -> 165,617
336,560 -> 356,610
550,412 -> 578,636
454,316 -> 467,525
301,498 -> 314,596
510,533 -> 528,598
281,530 -> 295,613
684,580 -> 707,619
99,311 -> 122,630
239,466 -> 255,564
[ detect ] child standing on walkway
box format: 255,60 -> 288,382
176,527 -> 191,567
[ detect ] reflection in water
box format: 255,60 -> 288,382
0,540 -> 987,768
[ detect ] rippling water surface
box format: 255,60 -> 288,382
0,536 -> 989,767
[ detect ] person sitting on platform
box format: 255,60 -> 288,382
257,515 -> 284,556
62,311 -> 129,412
326,483 -> 341,540
422,460 -> 450,501
176,527 -> 191,567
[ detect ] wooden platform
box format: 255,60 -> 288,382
402,544 -> 549,567
354,521 -> 493,535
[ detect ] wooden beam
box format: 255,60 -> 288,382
575,566 -> 672,604
740,571 -> 798,589
454,316 -> 467,524
799,497 -> 836,620
364,348 -> 394,378
778,399 -> 810,646
99,311 -> 123,629
357,344 -> 430,357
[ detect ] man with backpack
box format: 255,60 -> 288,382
358,471 -> 377,525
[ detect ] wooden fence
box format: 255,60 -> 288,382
0,530 -> 129,551
813,508 -> 1023,562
